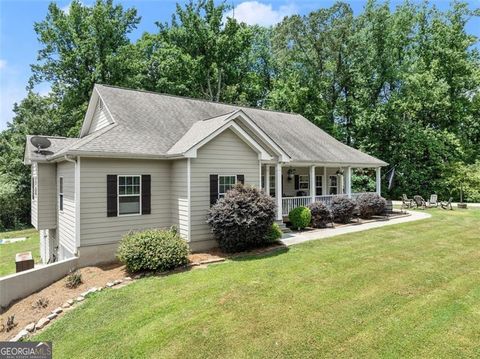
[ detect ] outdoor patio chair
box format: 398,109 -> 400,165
402,194 -> 413,209
427,194 -> 438,208
441,197 -> 453,210
413,195 -> 426,209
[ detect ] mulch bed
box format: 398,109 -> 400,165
0,242 -> 287,340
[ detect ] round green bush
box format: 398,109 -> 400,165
116,228 -> 189,273
356,193 -> 387,218
206,184 -> 276,252
265,222 -> 283,243
308,202 -> 331,228
288,206 -> 312,230
330,196 -> 356,224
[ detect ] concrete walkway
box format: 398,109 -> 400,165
281,211 -> 432,247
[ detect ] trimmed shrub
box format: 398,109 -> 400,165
265,222 -> 283,243
330,196 -> 356,224
356,193 -> 387,219
206,184 -> 276,252
308,202 -> 331,228
289,206 -> 312,230
117,228 -> 189,272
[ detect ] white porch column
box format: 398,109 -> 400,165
265,165 -> 270,194
345,167 -> 352,198
309,165 -> 315,204
275,163 -> 282,220
376,167 -> 381,195
322,167 -> 327,196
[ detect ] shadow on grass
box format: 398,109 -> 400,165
229,244 -> 290,262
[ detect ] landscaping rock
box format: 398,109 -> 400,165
124,276 -> 132,281
24,323 -> 35,332
36,318 -> 50,330
113,279 -> 122,285
52,307 -> 63,314
47,313 -> 57,320
133,274 -> 143,279
62,302 -> 71,308
106,282 -> 114,288
10,329 -> 29,342
67,299 -> 74,305
75,296 -> 85,302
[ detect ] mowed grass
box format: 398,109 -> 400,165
35,209 -> 480,358
0,228 -> 40,276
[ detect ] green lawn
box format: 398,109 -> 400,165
35,209 -> 480,358
0,228 -> 40,277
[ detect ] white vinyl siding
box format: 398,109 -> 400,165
57,161 -> 76,256
88,100 -> 112,133
79,158 -> 171,247
31,163 -> 57,230
170,159 -> 189,240
190,129 -> 260,250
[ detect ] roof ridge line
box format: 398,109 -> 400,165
95,84 -> 301,117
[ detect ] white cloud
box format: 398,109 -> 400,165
0,59 -> 6,70
226,1 -> 297,27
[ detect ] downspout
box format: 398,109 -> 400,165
64,155 -> 81,256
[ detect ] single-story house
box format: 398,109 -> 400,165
24,84 -> 387,266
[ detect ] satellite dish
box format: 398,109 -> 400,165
30,136 -> 51,153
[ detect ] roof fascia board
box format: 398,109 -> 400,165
184,121 -> 273,161
285,161 -> 388,167
47,151 -> 185,162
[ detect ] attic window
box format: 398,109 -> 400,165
99,100 -> 103,110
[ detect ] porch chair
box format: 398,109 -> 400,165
441,197 -> 453,210
427,194 -> 438,208
402,194 -> 413,209
413,195 -> 426,209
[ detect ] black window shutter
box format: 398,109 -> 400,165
294,175 -> 300,190
210,174 -> 219,205
236,174 -> 245,185
107,175 -> 117,217
141,175 -> 151,215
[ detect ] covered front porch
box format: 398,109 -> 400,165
260,163 -> 382,219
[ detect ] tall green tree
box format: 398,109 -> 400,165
30,0 -> 140,135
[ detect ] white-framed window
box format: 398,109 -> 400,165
218,175 -> 236,198
261,174 -> 276,196
59,177 -> 64,211
299,175 -> 309,190
31,176 -> 37,200
118,175 -> 141,215
316,175 -> 323,195
269,174 -> 275,196
329,175 -> 338,195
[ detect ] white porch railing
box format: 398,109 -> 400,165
281,192 -> 374,216
282,196 -> 313,216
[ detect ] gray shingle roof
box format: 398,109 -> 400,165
24,135 -> 79,163
27,84 -> 387,166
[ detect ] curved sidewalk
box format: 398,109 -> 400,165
281,211 -> 432,247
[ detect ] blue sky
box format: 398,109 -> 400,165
0,0 -> 479,130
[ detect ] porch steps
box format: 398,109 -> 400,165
276,220 -> 291,233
